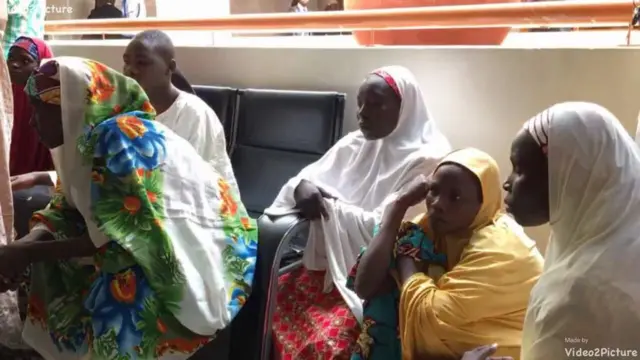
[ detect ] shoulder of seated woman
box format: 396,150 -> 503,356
333,131 -> 363,147
463,227 -> 537,260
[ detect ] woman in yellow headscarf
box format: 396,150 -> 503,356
352,148 -> 543,360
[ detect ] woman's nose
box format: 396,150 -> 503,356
502,178 -> 512,191
123,65 -> 135,77
429,196 -> 444,213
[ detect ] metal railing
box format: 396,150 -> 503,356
44,0 -> 636,34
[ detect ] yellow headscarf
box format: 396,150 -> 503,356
399,148 -> 543,360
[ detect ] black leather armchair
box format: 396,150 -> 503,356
229,88 -> 345,360
191,86 -> 345,360
255,214 -> 309,359
229,88 -> 344,217
192,85 -> 238,152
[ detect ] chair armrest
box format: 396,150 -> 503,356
256,213 -> 310,360
229,214 -> 309,360
256,213 -> 309,292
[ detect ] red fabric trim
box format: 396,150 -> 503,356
373,70 -> 400,97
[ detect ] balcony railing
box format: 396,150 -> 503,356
44,0 -> 636,34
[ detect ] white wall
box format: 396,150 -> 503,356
50,43 -> 640,249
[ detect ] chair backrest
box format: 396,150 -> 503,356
230,88 -> 345,217
193,85 -> 238,151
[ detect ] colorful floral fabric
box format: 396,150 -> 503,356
345,222 -> 446,360
10,36 -> 50,62
21,57 -> 258,359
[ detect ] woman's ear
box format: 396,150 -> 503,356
168,59 -> 177,73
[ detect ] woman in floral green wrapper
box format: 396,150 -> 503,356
0,56 -> 258,360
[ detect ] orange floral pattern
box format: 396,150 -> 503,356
218,178 -> 238,216
109,270 -> 137,304
116,115 -> 148,139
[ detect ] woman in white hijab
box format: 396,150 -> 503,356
502,102 -> 640,360
265,65 -> 451,359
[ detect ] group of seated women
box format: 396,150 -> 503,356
265,66 -> 640,360
0,30 -> 639,360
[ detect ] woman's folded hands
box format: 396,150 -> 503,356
294,179 -> 337,220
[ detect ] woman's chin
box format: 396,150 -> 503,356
428,217 -> 447,234
9,74 -> 27,86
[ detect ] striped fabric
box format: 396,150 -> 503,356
2,0 -> 45,58
525,107 -> 550,154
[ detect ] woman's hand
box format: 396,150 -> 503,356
460,344 -> 513,360
294,179 -> 336,220
397,176 -> 429,209
10,171 -> 54,191
0,244 -> 30,286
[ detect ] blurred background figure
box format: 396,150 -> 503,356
86,0 -> 122,19
324,0 -> 343,11
122,0 -> 146,18
83,0 -> 131,40
289,0 -> 309,13
317,0 -> 348,36
288,0 -> 310,36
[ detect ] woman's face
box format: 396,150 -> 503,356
426,164 -> 482,235
29,99 -> 64,149
356,75 -> 401,140
8,47 -> 37,85
503,129 -> 550,226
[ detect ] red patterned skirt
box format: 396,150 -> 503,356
272,267 -> 360,360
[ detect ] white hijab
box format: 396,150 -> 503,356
521,102 -> 640,360
265,65 -> 451,320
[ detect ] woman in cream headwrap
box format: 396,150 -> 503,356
503,102 -> 640,360
353,148 -> 543,360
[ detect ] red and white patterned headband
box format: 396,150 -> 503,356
373,69 -> 400,98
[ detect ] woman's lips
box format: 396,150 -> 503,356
429,215 -> 447,226
503,196 -> 512,211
